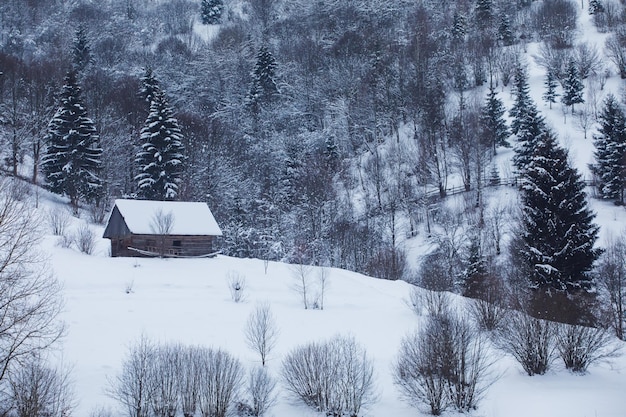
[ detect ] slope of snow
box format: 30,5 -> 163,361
39,195 -> 624,417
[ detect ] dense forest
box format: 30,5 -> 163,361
1,0 -> 626,322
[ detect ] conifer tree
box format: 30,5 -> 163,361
72,25 -> 92,73
498,13 -> 515,46
519,129 -> 600,294
461,235 -> 489,298
509,64 -> 533,135
561,58 -> 584,112
513,102 -> 547,173
481,84 -> 510,155
247,46 -> 279,112
451,12 -> 467,43
542,70 -> 559,109
590,94 -> 626,202
135,90 -> 185,200
140,67 -> 161,104
201,0 -> 223,25
42,71 -> 102,210
475,0 -> 494,29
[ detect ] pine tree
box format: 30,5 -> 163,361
140,67 -> 161,104
461,235 -> 489,298
247,46 -> 279,112
135,90 -> 185,200
475,0 -> 494,29
590,94 -> 626,202
513,102 -> 547,173
509,64 -> 533,135
589,0 -> 604,14
72,25 -> 92,73
201,0 -> 223,25
451,12 -> 467,43
498,13 -> 515,46
542,70 -> 559,109
42,71 -> 102,209
519,129 -> 600,294
481,84 -> 510,155
561,58 -> 585,112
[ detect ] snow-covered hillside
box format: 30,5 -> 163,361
30,187 -> 622,417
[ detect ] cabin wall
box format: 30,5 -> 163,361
110,234 -> 215,257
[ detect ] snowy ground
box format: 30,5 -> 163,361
35,188 -> 623,417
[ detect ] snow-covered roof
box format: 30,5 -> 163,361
111,199 -> 222,236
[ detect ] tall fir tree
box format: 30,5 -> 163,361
42,71 -> 102,209
247,45 -> 279,112
509,64 -> 533,136
481,84 -> 510,155
498,13 -> 515,46
140,67 -> 161,104
135,89 -> 185,200
519,129 -> 600,293
475,0 -> 494,29
201,0 -> 223,25
512,101 -> 547,173
542,70 -> 559,109
72,24 -> 92,73
561,58 -> 585,112
590,94 -> 626,202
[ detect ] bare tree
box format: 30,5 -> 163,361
47,207 -> 71,236
597,233 -> 626,339
150,209 -> 174,256
245,367 -> 277,417
290,262 -> 312,309
244,303 -> 279,366
394,312 -> 495,415
605,29 -> 626,79
554,322 -> 621,373
8,355 -> 76,417
281,335 -> 376,417
0,179 -> 65,385
107,335 -> 157,417
196,348 -> 243,417
494,312 -> 556,375
576,102 -> 594,139
316,266 -> 329,310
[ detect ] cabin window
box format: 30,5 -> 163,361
173,240 -> 182,247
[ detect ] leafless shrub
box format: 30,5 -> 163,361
470,298 -> 509,332
197,348 -> 244,417
394,312 -> 495,415
597,232 -> 626,339
73,223 -> 97,255
89,200 -> 109,224
177,346 -> 202,417
0,180 -> 65,387
47,207 -> 71,236
555,322 -> 621,373
107,335 -> 157,417
8,355 -> 75,417
241,367 -> 277,417
57,233 -> 74,249
227,271 -> 246,303
281,335 -> 376,417
494,312 -> 556,375
149,344 -> 181,417
533,42 -> 569,82
244,303 -> 279,366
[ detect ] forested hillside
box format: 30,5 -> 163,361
1,0 -> 626,311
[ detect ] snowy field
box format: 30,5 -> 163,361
37,190 -> 624,417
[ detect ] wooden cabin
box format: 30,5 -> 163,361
103,199 -> 223,257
